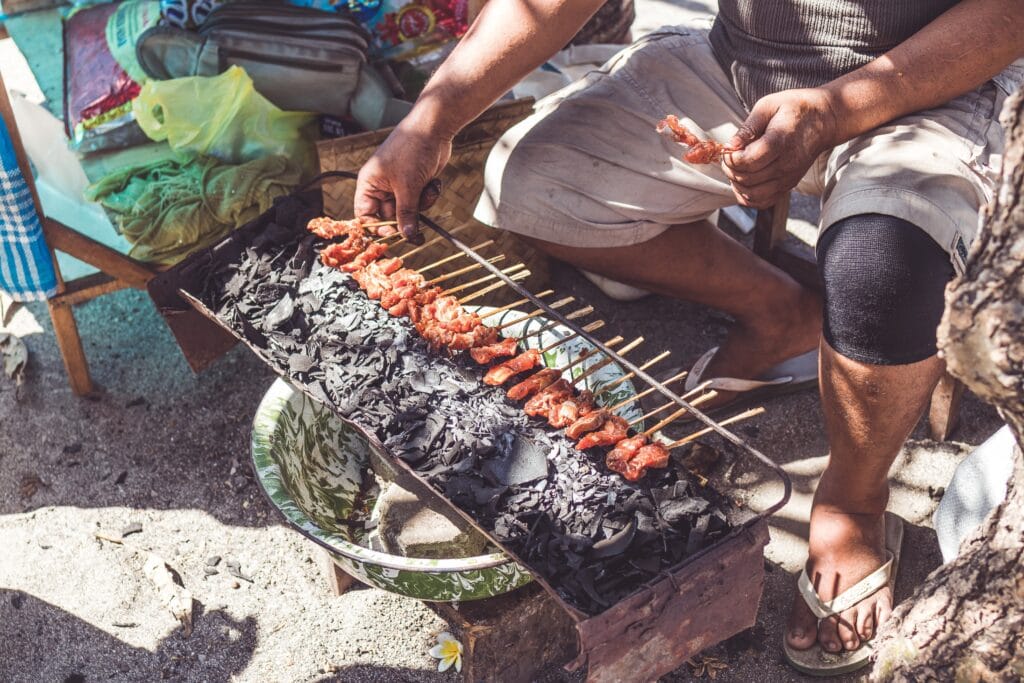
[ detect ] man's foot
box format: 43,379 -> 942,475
693,284 -> 821,407
786,502 -> 893,654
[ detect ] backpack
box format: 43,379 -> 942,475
136,0 -> 371,117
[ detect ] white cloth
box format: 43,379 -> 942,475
934,425 -> 1016,563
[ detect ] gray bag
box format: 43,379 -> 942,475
136,0 -> 371,117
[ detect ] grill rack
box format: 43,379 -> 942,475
151,170 -> 794,681
315,171 -> 792,526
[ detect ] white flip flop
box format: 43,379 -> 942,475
678,346 -> 818,419
783,513 -> 905,677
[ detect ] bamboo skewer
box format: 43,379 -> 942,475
572,336 -> 645,385
458,270 -> 531,304
557,336 -> 623,374
509,305 -> 595,335
362,219 -> 398,230
496,301 -> 580,331
477,291 -> 557,319
425,256 -> 505,286
607,367 -> 689,412
536,321 -> 606,355
416,240 -> 496,274
398,225 -> 468,260
636,381 -> 715,433
637,391 -> 720,433
599,351 -> 672,395
667,407 -> 766,449
441,264 -> 526,297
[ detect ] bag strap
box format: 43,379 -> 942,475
293,170 -> 358,195
135,25 -> 205,80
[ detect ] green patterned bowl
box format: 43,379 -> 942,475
250,307 -> 642,602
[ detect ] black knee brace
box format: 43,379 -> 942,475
816,213 -> 955,365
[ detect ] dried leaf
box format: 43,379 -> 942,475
143,554 -> 194,637
0,332 -> 28,391
18,473 -> 47,499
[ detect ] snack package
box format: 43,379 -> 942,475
289,0 -> 468,61
159,0 -> 224,28
64,0 -> 163,152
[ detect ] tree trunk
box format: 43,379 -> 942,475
871,88 -> 1024,682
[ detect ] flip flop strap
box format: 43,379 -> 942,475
797,552 -> 895,620
684,346 -> 793,392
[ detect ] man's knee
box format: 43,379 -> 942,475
816,213 -> 955,365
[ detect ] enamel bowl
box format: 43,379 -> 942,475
250,307 -> 642,602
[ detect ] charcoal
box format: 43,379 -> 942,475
658,497 -> 709,523
481,436 -> 548,486
191,210 -> 735,616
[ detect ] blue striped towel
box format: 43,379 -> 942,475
0,114 -> 57,301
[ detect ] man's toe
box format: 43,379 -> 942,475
856,608 -> 875,641
817,616 -> 844,653
875,590 -> 894,629
836,608 -> 861,651
786,593 -> 818,650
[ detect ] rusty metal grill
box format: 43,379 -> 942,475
152,170 -> 793,682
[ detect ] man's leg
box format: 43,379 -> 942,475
525,219 -> 821,387
786,214 -> 955,653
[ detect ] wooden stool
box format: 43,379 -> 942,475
319,549 -> 577,682
0,73 -> 157,395
750,197 -> 964,441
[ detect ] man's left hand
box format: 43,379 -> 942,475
723,88 -> 841,209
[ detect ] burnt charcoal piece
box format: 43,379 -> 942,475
188,205 -> 735,616
481,436 -> 549,486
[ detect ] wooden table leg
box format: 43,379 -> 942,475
929,373 -> 966,442
47,300 -> 93,396
318,548 -> 360,596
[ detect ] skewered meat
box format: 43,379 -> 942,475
549,389 -> 596,429
624,443 -> 671,480
606,435 -> 647,477
507,368 -> 562,401
577,415 -> 629,450
524,379 -> 574,417
418,296 -> 483,334
656,115 -> 738,164
388,286 -> 442,323
565,407 -> 609,440
307,216 -> 365,240
484,349 -> 541,385
342,242 -> 389,272
353,257 -> 405,298
470,337 -> 519,365
321,240 -> 368,268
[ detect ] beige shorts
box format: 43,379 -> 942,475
474,26 -> 1012,273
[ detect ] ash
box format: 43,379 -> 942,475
197,198 -> 733,615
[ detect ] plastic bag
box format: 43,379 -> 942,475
64,0 -> 163,152
133,65 -> 317,169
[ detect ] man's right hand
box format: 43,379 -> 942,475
355,122 -> 453,243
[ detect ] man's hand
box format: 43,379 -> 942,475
355,122 -> 453,243
722,88 -> 840,209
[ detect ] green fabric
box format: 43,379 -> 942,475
84,152 -> 303,265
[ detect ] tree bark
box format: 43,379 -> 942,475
871,88 -> 1024,682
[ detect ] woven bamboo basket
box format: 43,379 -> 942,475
316,99 -> 551,299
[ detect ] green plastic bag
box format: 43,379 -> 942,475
134,65 -> 316,169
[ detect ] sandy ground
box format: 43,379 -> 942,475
0,1 -> 1005,682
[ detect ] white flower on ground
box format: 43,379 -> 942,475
429,631 -> 463,673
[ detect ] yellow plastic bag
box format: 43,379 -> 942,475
134,66 -> 317,169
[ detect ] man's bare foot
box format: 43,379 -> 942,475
786,487 -> 893,654
694,283 -> 821,406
